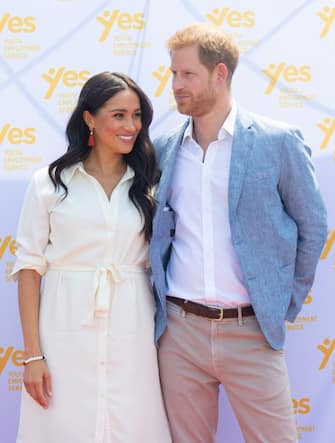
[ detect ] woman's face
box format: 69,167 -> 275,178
87,88 -> 142,155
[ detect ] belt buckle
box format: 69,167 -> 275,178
215,307 -> 224,321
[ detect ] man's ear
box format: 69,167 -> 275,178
216,63 -> 229,83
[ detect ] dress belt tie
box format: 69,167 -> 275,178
48,264 -> 146,325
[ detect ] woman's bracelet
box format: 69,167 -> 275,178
23,355 -> 46,366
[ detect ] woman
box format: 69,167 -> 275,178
13,72 -> 171,443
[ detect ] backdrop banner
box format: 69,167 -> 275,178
1,1 -> 334,442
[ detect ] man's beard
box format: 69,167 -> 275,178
175,87 -> 216,117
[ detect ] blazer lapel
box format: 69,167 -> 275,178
155,110 -> 255,214
155,120 -> 189,205
228,109 -> 255,215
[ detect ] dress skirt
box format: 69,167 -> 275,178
16,269 -> 171,443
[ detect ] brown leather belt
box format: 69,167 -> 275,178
167,296 -> 254,320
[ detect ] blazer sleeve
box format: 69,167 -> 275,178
279,128 -> 328,321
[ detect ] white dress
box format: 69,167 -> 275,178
13,163 -> 171,443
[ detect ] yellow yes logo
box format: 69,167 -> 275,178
97,10 -> 145,42
0,12 -> 36,33
317,5 -> 335,38
0,124 -> 36,145
41,67 -> 90,99
262,62 -> 311,95
152,66 -> 171,98
317,117 -> 335,150
0,346 -> 24,374
304,292 -> 312,305
292,397 -> 311,415
0,235 -> 16,259
320,229 -> 335,259
317,338 -> 335,369
206,7 -> 255,28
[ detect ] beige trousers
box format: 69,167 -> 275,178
159,301 -> 297,443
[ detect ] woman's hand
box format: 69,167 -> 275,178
23,360 -> 52,409
18,270 -> 51,408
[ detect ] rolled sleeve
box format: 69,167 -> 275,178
12,170 -> 51,280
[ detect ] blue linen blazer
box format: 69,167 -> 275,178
150,107 -> 328,350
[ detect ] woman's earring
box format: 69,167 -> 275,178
88,129 -> 95,147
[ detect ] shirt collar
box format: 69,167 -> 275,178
182,99 -> 237,145
219,99 -> 237,138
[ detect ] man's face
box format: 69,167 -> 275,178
170,44 -> 217,117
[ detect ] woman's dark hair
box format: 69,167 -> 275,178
48,71 -> 158,240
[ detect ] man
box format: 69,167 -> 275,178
150,23 -> 327,443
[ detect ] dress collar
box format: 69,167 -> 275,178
61,162 -> 135,186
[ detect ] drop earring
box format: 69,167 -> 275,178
88,129 -> 95,147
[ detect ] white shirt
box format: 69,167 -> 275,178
166,102 -> 250,307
